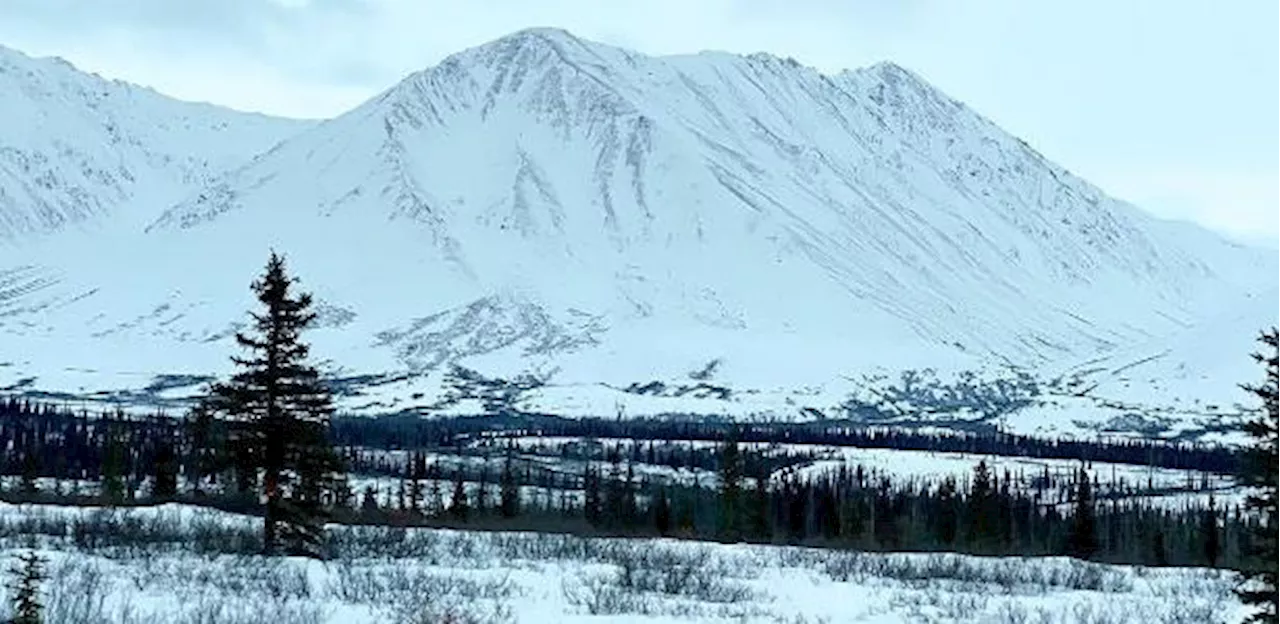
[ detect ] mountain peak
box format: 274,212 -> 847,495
441,26 -> 601,69
864,60 -> 912,76
501,26 -> 582,44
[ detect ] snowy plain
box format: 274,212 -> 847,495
0,502 -> 1250,624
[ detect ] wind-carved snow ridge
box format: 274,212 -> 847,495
0,29 -> 1275,434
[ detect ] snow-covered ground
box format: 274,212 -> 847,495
0,502 -> 1249,623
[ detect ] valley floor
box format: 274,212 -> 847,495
0,502 -> 1246,624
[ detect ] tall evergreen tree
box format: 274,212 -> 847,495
620,460 -> 638,529
151,437 -> 179,501
406,453 -> 425,515
1066,467 -> 1099,560
426,462 -> 444,517
206,252 -> 341,558
100,423 -> 125,504
749,462 -> 772,541
449,468 -> 469,522
18,444 -> 39,499
717,430 -> 745,542
1202,494 -> 1221,568
1238,327 -> 1279,623
499,452 -> 520,519
582,463 -> 602,528
935,475 -> 959,547
966,460 -> 994,550
653,486 -> 672,536
601,452 -> 627,529
184,401 -> 224,497
474,466 -> 491,517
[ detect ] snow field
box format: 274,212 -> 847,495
0,502 -> 1249,623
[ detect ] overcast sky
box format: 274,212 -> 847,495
1,0 -> 1275,245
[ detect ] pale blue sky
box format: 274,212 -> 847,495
1,0 -> 1275,245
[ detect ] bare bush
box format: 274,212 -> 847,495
824,552 -> 1132,594
561,570 -> 638,615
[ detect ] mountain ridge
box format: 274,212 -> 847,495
0,29 -> 1273,434
0,43 -> 311,241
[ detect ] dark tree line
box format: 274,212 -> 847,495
0,400 -> 181,503
329,412 -> 1240,475
420,437 -> 1261,570
330,429 -> 1259,571
4,385 -> 1254,570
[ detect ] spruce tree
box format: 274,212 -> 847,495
474,466 -> 491,517
206,252 -> 341,558
602,452 -> 625,529
1066,467 -> 1099,560
184,401 -> 224,497
499,453 -> 520,519
717,430 -> 745,542
1147,524 -> 1167,565
151,436 -> 179,500
407,453 -> 425,515
935,475 -> 959,547
100,423 -> 125,504
653,487 -> 672,536
1202,494 -> 1221,568
427,463 -> 444,517
620,460 -> 638,529
582,463 -> 602,528
1238,328 -> 1279,623
966,460 -> 993,550
676,487 -> 696,536
6,551 -> 46,624
749,463 -> 771,541
18,445 -> 38,499
449,469 -> 469,523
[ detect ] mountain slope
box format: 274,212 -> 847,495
0,44 -> 311,241
0,29 -> 1274,428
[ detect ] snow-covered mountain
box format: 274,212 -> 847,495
0,29 -> 1274,434
0,44 -> 311,241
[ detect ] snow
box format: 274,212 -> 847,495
0,501 -> 1250,623
0,44 -> 310,240
0,29 -> 1274,439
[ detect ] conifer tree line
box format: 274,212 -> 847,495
2,398 -> 1256,570
330,412 -> 1240,475
405,433 -> 1257,570
169,425 -> 1253,571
